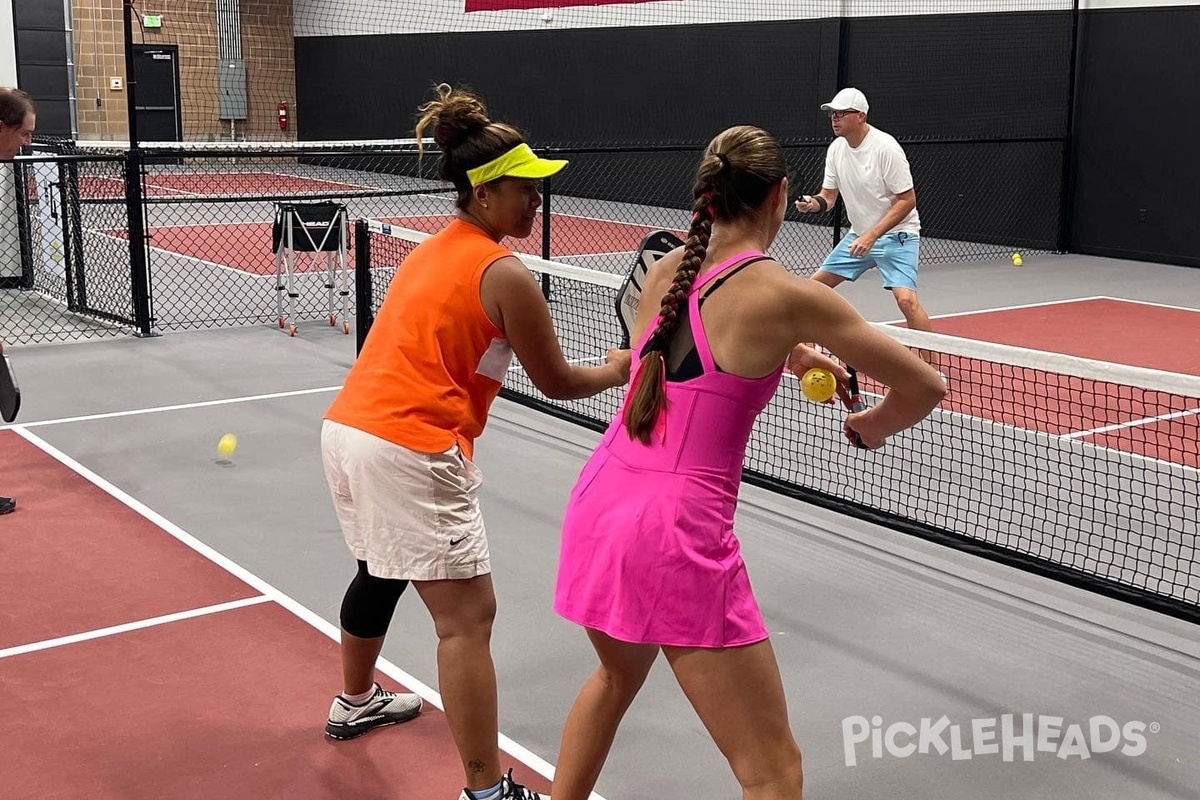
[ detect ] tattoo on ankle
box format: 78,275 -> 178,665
468,759 -> 486,773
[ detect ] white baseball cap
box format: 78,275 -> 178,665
820,87 -> 869,114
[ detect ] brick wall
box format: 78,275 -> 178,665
73,1 -> 127,139
72,0 -> 296,141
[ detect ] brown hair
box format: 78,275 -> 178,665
623,125 -> 788,444
414,83 -> 526,210
0,88 -> 35,128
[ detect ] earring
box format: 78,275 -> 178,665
482,203 -> 488,209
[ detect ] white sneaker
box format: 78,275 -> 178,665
457,769 -> 548,800
324,682 -> 422,740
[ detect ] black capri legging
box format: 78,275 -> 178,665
339,559 -> 410,638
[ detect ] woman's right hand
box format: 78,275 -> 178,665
845,410 -> 887,450
783,280 -> 947,442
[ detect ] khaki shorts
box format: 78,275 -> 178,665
321,420 -> 490,581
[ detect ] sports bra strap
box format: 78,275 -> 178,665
698,256 -> 773,306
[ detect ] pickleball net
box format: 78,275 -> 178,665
355,219 -> 1200,622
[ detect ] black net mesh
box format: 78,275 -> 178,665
356,219 -> 1200,624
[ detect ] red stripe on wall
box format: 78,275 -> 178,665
466,0 -> 662,11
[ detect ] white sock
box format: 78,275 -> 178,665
467,779 -> 503,800
341,684 -> 377,705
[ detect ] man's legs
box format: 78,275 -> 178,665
812,234 -> 870,289
877,235 -> 939,369
890,287 -> 933,333
810,269 -> 847,289
874,234 -> 929,331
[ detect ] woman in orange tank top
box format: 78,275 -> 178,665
320,85 -> 629,800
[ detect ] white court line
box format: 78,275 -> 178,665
84,175 -> 195,200
89,228 -> 341,282
142,181 -> 202,198
3,385 -> 342,431
260,169 -> 376,192
936,400 -> 1197,474
0,596 -> 271,660
90,229 -> 271,281
834,380 -> 1198,474
1061,406 -> 1200,440
138,219 -> 275,230
1095,295 -> 1200,315
880,296 -> 1109,326
8,427 -> 594,794
101,172 -> 376,199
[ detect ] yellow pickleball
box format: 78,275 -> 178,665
217,433 -> 238,457
800,368 -> 837,403
1012,252 -> 1024,267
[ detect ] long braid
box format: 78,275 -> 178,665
622,162 -> 722,443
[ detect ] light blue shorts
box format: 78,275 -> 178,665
818,232 -> 921,291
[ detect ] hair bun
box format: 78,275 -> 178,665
418,84 -> 492,150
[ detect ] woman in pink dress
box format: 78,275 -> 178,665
552,125 -> 946,799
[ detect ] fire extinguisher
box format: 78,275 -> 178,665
278,102 -> 289,131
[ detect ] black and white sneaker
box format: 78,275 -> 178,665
325,683 -> 423,740
457,769 -> 548,800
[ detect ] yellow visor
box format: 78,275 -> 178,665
466,143 -> 568,187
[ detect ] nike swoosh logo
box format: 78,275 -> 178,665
449,536 -> 468,546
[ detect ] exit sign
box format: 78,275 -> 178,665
143,14 -> 163,28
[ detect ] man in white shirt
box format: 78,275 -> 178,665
795,88 -> 933,335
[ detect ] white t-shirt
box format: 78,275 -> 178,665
822,126 -> 920,236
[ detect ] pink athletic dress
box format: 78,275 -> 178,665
554,251 -> 783,647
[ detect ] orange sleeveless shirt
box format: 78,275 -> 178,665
325,219 -> 513,460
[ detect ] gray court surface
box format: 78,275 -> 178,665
6,253 -> 1200,799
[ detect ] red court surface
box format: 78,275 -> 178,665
0,430 -> 552,799
928,297 -> 1200,376
906,355 -> 1200,468
878,298 -> 1200,468
0,434 -> 258,648
81,172 -> 371,200
110,213 -> 665,275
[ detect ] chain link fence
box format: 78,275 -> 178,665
535,139 -> 1061,276
5,134 -> 1061,347
3,152 -> 135,347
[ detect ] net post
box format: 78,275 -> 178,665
540,175 -> 552,300
354,218 -> 372,354
124,147 -> 154,337
56,160 -> 78,311
123,0 -> 155,337
65,160 -> 87,311
12,161 -> 35,289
